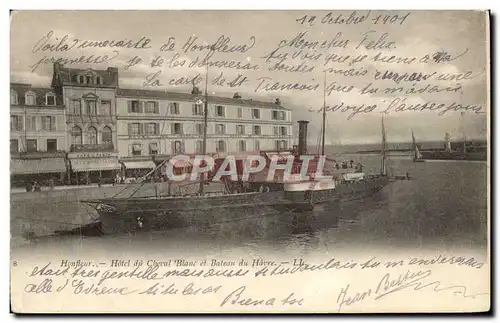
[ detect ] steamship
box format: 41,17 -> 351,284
83,72 -> 391,235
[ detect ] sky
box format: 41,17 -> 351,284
10,10 -> 489,145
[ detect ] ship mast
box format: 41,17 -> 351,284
321,71 -> 326,156
199,64 -> 209,195
381,116 -> 387,176
461,112 -> 467,154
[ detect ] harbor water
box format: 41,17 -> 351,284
11,153 -> 488,258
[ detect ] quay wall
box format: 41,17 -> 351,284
10,182 -> 226,247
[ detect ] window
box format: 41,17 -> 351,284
10,91 -> 18,105
129,100 -> 141,113
195,140 -> 203,153
272,110 -> 285,120
128,123 -> 141,136
276,140 -> 287,150
42,116 -> 56,131
149,143 -> 158,155
236,125 -> 245,135
193,103 -> 204,115
132,143 -> 142,156
196,123 -> 204,135
26,116 -> 37,131
10,115 -> 23,132
86,100 -> 97,115
71,100 -> 81,114
237,108 -> 242,118
145,101 -> 158,114
71,126 -> 82,145
27,139 -> 37,152
273,126 -> 279,136
253,125 -> 261,135
216,140 -> 226,153
87,126 -> 98,145
86,75 -> 93,84
100,101 -> 111,115
102,126 -> 112,143
46,93 -> 56,106
280,126 -> 287,136
173,141 -> 183,154
46,139 -> 57,152
10,139 -> 18,153
172,123 -> 182,135
238,140 -> 246,152
170,102 -> 180,115
252,108 -> 260,119
25,92 -> 35,105
95,76 -> 102,85
215,124 -> 225,134
216,105 -> 225,117
78,75 -> 85,84
254,140 -> 260,151
145,123 -> 159,136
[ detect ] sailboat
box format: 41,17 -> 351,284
411,130 -> 424,162
411,118 -> 486,162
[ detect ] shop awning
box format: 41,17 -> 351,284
11,158 -> 67,175
70,158 -> 121,172
121,161 -> 156,170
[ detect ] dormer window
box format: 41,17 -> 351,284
95,76 -> 102,85
86,75 -> 92,84
25,91 -> 36,105
45,93 -> 56,106
77,75 -> 84,84
10,90 -> 18,105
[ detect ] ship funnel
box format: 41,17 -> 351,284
297,120 -> 309,155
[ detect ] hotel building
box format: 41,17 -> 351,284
51,63 -> 120,184
116,86 -> 293,178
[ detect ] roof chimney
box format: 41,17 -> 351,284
297,121 -> 309,155
275,98 -> 281,106
233,92 -> 241,99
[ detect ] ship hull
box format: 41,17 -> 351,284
89,176 -> 390,235
418,151 -> 486,161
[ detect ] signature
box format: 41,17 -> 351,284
336,269 -> 489,312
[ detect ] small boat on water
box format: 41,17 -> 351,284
412,113 -> 487,162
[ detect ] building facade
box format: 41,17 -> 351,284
115,87 -> 293,178
10,83 -> 67,187
10,63 -> 294,186
51,63 -> 120,184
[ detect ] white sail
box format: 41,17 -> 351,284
412,130 -> 423,160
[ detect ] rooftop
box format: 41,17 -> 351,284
117,88 -> 289,110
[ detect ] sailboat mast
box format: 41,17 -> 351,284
321,71 -> 326,156
199,64 -> 209,195
381,116 -> 387,175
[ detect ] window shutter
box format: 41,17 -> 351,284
155,102 -> 159,114
181,141 -> 185,153
128,123 -> 133,136
139,101 -> 144,113
128,144 -> 133,156
127,101 -> 132,113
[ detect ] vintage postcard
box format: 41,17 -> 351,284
10,10 -> 490,313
